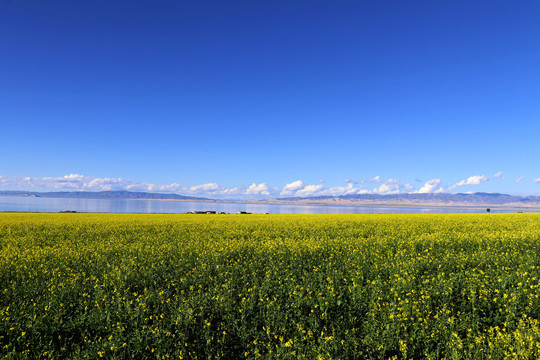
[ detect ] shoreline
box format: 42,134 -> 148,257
2,194 -> 540,212
125,197 -> 540,212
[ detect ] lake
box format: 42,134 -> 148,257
0,196 -> 506,214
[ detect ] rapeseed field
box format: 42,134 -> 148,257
2,213 -> 540,359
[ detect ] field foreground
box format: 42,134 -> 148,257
2,213 -> 540,359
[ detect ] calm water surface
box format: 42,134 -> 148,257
0,196 -> 507,214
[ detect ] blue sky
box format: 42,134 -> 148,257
1,1 -> 540,199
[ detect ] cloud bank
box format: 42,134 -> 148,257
0,174 -> 422,198
0,172 -> 533,200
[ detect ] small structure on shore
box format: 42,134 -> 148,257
185,210 -> 226,214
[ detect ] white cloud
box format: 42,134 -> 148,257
189,183 -> 220,193
450,175 -> 489,189
63,173 -> 85,180
534,178 -> 540,184
296,184 -> 324,197
221,187 -> 242,195
493,172 -> 504,179
368,176 -> 382,183
151,183 -> 182,192
404,183 -> 415,192
245,183 -> 270,195
357,189 -> 372,194
416,179 -> 444,194
373,179 -> 402,195
317,182 -> 359,197
280,180 -> 305,195
517,176 -> 526,183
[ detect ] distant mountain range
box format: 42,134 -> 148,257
0,190 -> 212,201
259,192 -> 540,208
2,190 -> 540,209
